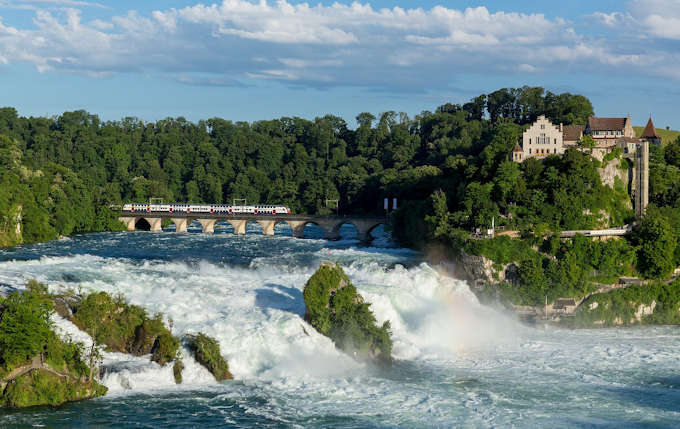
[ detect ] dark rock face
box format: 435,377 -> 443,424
303,261 -> 393,364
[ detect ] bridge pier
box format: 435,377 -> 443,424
146,218 -> 163,232
228,219 -> 247,235
171,218 -> 189,233
118,217 -> 137,231
286,221 -> 306,238
258,220 -> 275,236
198,219 -> 216,234
354,220 -> 380,242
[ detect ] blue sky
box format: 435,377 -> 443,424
0,0 -> 679,129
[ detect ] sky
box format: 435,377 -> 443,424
0,0 -> 679,128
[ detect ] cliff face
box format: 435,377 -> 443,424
453,249 -> 517,289
0,204 -> 22,248
574,281 -> 680,327
598,157 -> 629,190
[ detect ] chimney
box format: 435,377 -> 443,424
560,123 -> 563,132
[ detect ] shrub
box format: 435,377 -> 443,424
186,333 -> 232,381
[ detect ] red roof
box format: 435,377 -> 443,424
512,144 -> 522,152
588,117 -> 627,131
641,117 -> 660,139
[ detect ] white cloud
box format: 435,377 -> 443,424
0,0 -> 678,90
622,0 -> 680,39
591,11 -> 634,27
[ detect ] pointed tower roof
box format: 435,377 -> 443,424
512,144 -> 522,152
641,117 -> 660,139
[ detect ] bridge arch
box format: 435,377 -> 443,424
285,220 -> 327,239
365,222 -> 387,238
272,220 -> 293,236
330,219 -> 387,242
135,218 -> 151,231
329,220 -> 358,240
247,220 -> 264,235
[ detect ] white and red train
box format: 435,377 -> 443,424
122,203 -> 291,215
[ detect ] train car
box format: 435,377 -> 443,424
123,203 -> 291,215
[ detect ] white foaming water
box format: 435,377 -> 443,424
0,245 -> 512,389
2,234 -> 679,427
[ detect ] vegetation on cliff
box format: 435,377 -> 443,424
303,262 -> 392,364
574,280 -> 680,327
473,233 -> 637,306
419,135 -> 680,308
185,333 -> 232,381
0,281 -> 107,407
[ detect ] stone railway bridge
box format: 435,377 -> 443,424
118,212 -> 388,241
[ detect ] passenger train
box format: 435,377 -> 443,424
122,203 -> 291,215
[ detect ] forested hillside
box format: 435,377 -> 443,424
0,86 -> 596,247
2,85 -> 680,308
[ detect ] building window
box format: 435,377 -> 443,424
529,148 -> 532,154
554,138 -> 557,144
541,124 -> 545,130
554,148 -> 557,154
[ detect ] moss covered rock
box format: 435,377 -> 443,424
186,333 -> 232,381
303,261 -> 393,364
172,360 -> 184,384
57,290 -> 183,381
66,291 -> 180,360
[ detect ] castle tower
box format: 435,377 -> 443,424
641,116 -> 661,146
635,140 -> 649,219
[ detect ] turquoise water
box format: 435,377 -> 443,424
0,225 -> 679,428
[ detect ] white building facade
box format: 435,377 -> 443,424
514,115 -> 564,162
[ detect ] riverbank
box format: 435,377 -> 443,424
425,237 -> 680,328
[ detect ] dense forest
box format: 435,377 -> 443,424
0,86 -> 595,246
1,85 -> 680,304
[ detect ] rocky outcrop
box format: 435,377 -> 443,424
0,204 -> 23,248
634,301 -> 657,323
574,281 -> 679,327
54,290 -> 183,383
303,261 -> 392,364
598,157 -> 629,190
453,249 -> 518,288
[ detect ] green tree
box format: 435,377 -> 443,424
634,207 -> 677,279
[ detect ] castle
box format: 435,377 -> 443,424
511,114 -> 661,219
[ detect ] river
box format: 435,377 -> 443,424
0,223 -> 678,428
